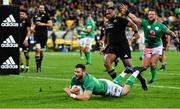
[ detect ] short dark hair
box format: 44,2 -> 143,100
20,8 -> 27,13
107,7 -> 115,10
75,64 -> 86,71
149,9 -> 157,13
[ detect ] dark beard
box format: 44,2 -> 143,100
39,11 -> 45,14
76,76 -> 83,80
149,19 -> 155,24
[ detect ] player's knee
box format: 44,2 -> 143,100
124,90 -> 130,96
143,64 -> 149,69
36,48 -> 41,53
104,61 -> 111,67
151,63 -> 157,67
121,87 -> 130,96
84,47 -> 90,52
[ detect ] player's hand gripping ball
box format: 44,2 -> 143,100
70,85 -> 83,95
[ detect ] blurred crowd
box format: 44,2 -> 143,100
3,0 -> 179,32
1,0 -> 180,51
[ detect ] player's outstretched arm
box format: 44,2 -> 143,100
23,26 -> 31,47
127,21 -> 140,41
74,91 -> 92,100
46,20 -> 53,27
64,87 -> 92,100
35,20 -> 52,27
120,4 -> 142,25
166,34 -> 171,49
166,29 -> 179,43
81,26 -> 92,33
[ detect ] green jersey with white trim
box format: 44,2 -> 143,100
71,73 -> 108,95
141,19 -> 168,48
79,28 -> 86,39
75,25 -> 86,39
84,18 -> 95,38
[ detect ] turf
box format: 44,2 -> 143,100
0,51 -> 180,108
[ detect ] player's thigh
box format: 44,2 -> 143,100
143,57 -> 151,68
143,48 -> 152,67
118,47 -> 132,67
104,53 -> 116,64
122,59 -> 133,67
100,79 -> 123,97
150,54 -> 159,66
151,46 -> 162,65
40,36 -> 48,49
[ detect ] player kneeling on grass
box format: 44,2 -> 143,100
64,64 -> 145,100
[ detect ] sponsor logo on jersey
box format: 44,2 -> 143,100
155,26 -> 159,31
124,54 -> 128,58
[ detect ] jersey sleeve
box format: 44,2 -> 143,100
26,18 -> 31,27
161,23 -> 168,33
45,14 -> 51,22
84,80 -> 94,91
86,22 -> 92,29
141,18 -> 146,27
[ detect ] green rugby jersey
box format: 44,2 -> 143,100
84,18 -> 95,38
71,73 -> 108,95
141,19 -> 168,48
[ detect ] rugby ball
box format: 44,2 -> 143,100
70,85 -> 83,95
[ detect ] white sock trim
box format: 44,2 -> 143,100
120,71 -> 127,78
132,70 -> 140,77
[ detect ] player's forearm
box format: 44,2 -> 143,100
27,27 -> 31,36
120,4 -> 141,24
24,27 -> 31,41
64,87 -> 71,96
75,94 -> 91,100
127,13 -> 142,25
166,35 -> 171,48
129,22 -> 138,32
167,30 -> 179,43
81,28 -> 90,33
128,22 -> 140,40
45,21 -> 53,27
64,87 -> 91,100
101,36 -> 107,45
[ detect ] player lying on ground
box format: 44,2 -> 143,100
64,64 -> 145,100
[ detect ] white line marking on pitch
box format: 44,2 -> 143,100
134,84 -> 180,90
10,75 -> 180,90
47,52 -> 78,56
29,66 -> 180,76
11,75 -> 70,81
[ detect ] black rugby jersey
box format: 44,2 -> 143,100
33,12 -> 50,34
20,18 -> 31,41
104,17 -> 129,47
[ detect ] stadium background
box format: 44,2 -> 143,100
0,0 -> 180,108
1,0 -> 180,52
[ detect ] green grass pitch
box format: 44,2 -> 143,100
0,51 -> 180,108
